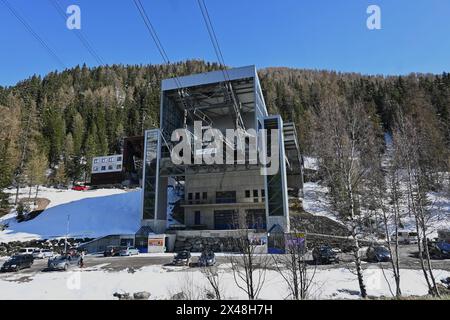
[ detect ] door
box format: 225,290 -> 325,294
194,211 -> 201,225
214,210 -> 238,230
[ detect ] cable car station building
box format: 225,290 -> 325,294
140,66 -> 303,241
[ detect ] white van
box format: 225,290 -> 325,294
391,231 -> 418,244
17,248 -> 38,255
32,248 -> 55,259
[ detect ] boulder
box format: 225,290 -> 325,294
113,292 -> 132,300
171,292 -> 187,300
133,291 -> 151,300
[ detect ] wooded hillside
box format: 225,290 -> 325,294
1,60 -> 449,209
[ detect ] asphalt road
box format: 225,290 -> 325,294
0,245 -> 449,281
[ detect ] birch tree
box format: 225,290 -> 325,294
392,112 -> 443,297
309,97 -> 383,298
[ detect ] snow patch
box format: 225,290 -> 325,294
0,188 -> 141,242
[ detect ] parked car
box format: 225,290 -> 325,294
103,246 -> 123,257
119,247 -> 140,256
47,254 -> 81,271
366,245 -> 392,262
71,185 -> 89,191
1,254 -> 34,272
17,248 -> 38,255
428,242 -> 450,259
312,245 -> 340,264
312,245 -> 339,264
198,250 -> 216,267
173,251 -> 191,266
391,231 -> 418,244
33,249 -> 55,259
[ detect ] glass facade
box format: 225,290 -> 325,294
161,95 -> 184,137
246,209 -> 267,229
142,130 -> 159,220
264,118 -> 285,217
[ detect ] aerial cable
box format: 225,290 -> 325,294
132,0 -> 211,139
48,0 -> 105,66
1,0 -> 66,69
197,0 -> 229,81
197,0 -> 246,133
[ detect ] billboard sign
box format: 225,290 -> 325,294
148,235 -> 166,253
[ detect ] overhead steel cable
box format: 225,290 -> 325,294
197,0 -> 246,132
1,0 -> 66,69
132,0 -> 190,95
197,0 -> 229,81
48,0 -> 105,66
132,0 -> 170,64
132,0 -> 211,147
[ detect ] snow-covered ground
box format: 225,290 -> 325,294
302,182 -> 342,224
303,156 -> 319,171
302,181 -> 450,239
0,263 -> 448,300
0,187 -> 141,242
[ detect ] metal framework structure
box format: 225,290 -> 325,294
141,66 -> 303,234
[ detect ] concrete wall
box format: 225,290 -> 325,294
79,235 -> 135,254
185,170 -> 264,202
183,170 -> 265,229
184,204 -> 265,229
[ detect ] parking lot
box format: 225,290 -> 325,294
0,245 -> 449,283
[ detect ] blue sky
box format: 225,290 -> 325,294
1,0 -> 450,86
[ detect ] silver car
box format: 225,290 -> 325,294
47,254 -> 81,271
119,247 -> 140,256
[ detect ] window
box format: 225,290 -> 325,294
253,190 -> 258,197
108,165 -> 113,170
93,166 -> 99,172
188,193 -> 193,200
202,192 -> 207,200
102,158 -> 106,163
116,164 -> 122,170
117,156 -> 122,162
101,166 -> 106,171
195,193 -> 200,200
109,157 -> 114,162
261,189 -> 265,198
216,191 -> 236,204
245,190 -> 251,198
94,159 -> 99,164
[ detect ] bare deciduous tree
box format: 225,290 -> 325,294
309,97 -> 383,298
393,111 -> 443,297
272,232 -> 316,300
201,267 -> 223,300
228,226 -> 269,300
369,140 -> 403,298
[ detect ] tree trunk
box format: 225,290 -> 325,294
351,222 -> 367,298
34,185 -> 39,206
14,185 -> 19,205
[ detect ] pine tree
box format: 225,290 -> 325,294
24,151 -> 48,204
54,161 -> 68,186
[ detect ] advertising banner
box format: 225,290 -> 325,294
148,235 -> 166,253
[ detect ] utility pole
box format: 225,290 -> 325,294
64,214 -> 70,253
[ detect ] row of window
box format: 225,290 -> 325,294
185,189 -> 266,203
187,192 -> 208,201
245,189 -> 265,198
93,156 -> 122,164
93,164 -> 122,172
